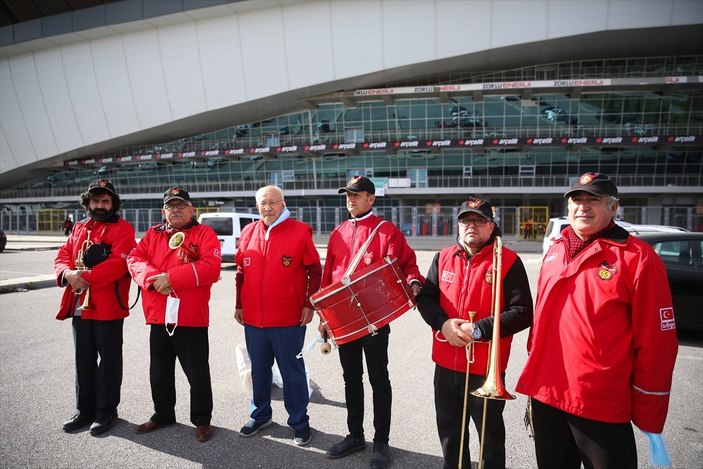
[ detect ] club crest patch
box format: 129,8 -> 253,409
580,172 -> 596,185
281,255 -> 292,267
363,251 -> 373,265
441,271 -> 455,283
659,307 -> 676,331
485,268 -> 494,285
243,258 -> 251,267
597,261 -> 617,280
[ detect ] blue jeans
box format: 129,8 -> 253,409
244,324 -> 309,430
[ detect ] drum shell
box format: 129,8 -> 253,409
311,256 -> 416,345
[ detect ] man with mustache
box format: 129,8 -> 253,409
54,179 -> 136,436
517,172 -> 678,468
128,187 -> 222,442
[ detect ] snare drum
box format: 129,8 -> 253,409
311,256 -> 416,346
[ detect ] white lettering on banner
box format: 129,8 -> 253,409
254,147 -> 271,154
431,140 -> 451,147
204,150 -> 219,156
463,139 -> 485,146
281,146 -> 298,152
229,148 -> 245,155
309,144 -> 327,151
565,137 -> 588,144
414,86 -> 434,93
494,138 -> 519,146
600,137 -> 623,144
103,158 -> 113,163
160,153 -> 173,159
139,154 -> 152,160
182,151 -> 196,157
85,159 -> 95,164
636,136 -> 659,144
672,136 -> 695,143
532,138 -> 553,145
400,141 -> 419,148
337,143 -> 357,150
368,142 -> 387,149
68,160 -> 78,165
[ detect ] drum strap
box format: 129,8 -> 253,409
342,220 -> 387,282
342,220 -> 387,336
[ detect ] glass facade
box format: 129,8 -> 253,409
2,58 -> 702,232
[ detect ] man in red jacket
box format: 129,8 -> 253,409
235,185 -> 321,446
516,172 -> 679,468
417,198 -> 533,469
322,176 -> 423,469
54,179 -> 136,436
127,187 -> 222,443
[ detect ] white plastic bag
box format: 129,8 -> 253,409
235,341 -> 253,393
235,342 -> 313,397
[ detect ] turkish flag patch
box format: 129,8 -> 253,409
441,271 -> 455,283
659,307 -> 676,331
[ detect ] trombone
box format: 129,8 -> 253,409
74,232 -> 93,310
466,237 -> 515,469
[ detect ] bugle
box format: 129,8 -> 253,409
169,231 -> 199,263
470,236 -> 514,469
75,232 -> 93,310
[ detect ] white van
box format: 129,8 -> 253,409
198,212 -> 260,263
541,217 -> 687,256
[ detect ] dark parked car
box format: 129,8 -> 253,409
0,230 -> 6,252
635,232 -> 703,332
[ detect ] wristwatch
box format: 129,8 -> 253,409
471,326 -> 483,340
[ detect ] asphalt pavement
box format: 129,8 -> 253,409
0,237 -> 701,468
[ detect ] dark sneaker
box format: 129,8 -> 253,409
370,442 -> 391,469
326,434 -> 367,459
239,418 -> 273,437
293,426 -> 312,446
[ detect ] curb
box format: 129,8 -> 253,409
0,276 -> 56,294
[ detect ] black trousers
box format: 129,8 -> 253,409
434,365 -> 506,469
531,398 -> 637,469
72,317 -> 124,421
148,325 -> 213,427
338,325 -> 391,444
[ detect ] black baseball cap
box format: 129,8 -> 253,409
338,176 -> 375,195
163,187 -> 191,204
457,198 -> 494,221
564,172 -> 618,198
88,179 -> 116,195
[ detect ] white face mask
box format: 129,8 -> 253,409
165,293 -> 180,336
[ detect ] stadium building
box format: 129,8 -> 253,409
1,0 -> 702,237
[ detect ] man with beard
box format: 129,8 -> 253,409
128,187 -> 221,442
54,179 -> 136,436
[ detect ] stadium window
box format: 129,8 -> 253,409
345,128 -> 364,143
519,165 -> 536,177
463,166 -> 473,178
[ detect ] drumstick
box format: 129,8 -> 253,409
320,330 -> 332,355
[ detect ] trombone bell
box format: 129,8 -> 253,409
470,236 -> 515,401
